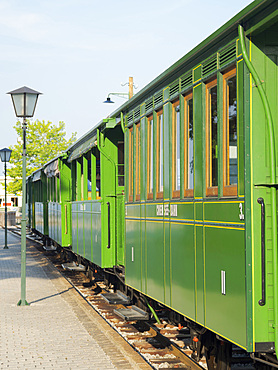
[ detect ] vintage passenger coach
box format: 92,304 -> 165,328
27,1 -> 278,368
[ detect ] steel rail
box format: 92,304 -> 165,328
141,321 -> 203,370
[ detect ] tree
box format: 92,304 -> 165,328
6,120 -> 77,194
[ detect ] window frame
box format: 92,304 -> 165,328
147,114 -> 154,200
184,92 -> 194,198
135,122 -> 141,201
172,99 -> 181,199
206,77 -> 218,197
223,67 -> 237,197
156,109 -> 163,199
128,127 -> 134,202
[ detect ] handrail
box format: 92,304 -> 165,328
257,198 -> 265,306
65,204 -> 68,235
239,24 -> 278,354
107,202 -> 111,249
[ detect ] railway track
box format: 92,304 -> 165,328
11,229 -> 205,369
11,228 -> 255,370
46,252 -> 205,369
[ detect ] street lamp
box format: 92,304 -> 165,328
0,148 -> 12,249
103,93 -> 128,104
7,86 -> 42,306
103,77 -> 137,103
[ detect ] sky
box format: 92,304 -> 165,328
0,0 -> 252,173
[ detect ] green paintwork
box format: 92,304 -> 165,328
205,226 -> 246,347
193,66 -> 202,82
31,171 -> 49,237
25,0 -> 278,356
44,157 -> 72,247
126,217 -> 141,291
70,123 -> 124,269
195,225 -> 204,325
145,219 -> 164,303
171,222 -> 195,320
193,83 -> 203,198
248,22 -> 278,350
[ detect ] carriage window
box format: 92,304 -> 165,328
206,78 -> 218,197
172,100 -> 180,198
128,127 -> 134,202
156,110 -> 163,199
80,160 -> 84,200
147,115 -> 154,199
88,156 -> 92,200
135,123 -> 141,201
223,68 -> 237,196
118,141 -> 124,187
76,159 -> 82,201
184,93 -> 193,197
96,151 -> 101,198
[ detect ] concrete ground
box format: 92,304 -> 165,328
0,229 -> 151,369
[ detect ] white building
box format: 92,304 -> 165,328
0,176 -> 22,209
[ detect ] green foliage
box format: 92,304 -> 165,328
6,120 -> 77,194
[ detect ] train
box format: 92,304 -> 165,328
26,1 -> 278,368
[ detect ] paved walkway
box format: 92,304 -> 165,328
0,229 -> 151,369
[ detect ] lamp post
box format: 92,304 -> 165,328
0,148 -> 12,249
7,86 -> 42,306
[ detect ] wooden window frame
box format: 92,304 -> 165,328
156,109 -> 163,199
147,115 -> 154,200
135,122 -> 141,201
117,141 -> 125,188
206,78 -> 218,197
128,127 -> 134,202
223,68 -> 237,197
172,100 -> 180,199
184,92 -> 194,198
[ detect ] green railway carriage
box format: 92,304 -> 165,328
26,175 -> 32,229
31,168 -> 48,236
117,0 -> 278,363
25,0 -> 278,367
43,155 -> 72,247
66,119 -> 125,268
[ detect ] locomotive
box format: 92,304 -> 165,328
26,1 -> 278,368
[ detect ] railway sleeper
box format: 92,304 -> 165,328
29,240 -> 270,370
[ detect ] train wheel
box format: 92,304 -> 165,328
205,338 -> 231,370
216,341 -> 232,370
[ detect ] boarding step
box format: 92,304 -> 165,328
114,306 -> 149,321
28,234 -> 42,241
62,262 -> 86,272
43,244 -> 57,251
101,291 -> 131,305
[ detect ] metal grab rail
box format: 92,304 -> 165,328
65,204 -> 68,235
107,202 -> 110,249
257,198 -> 266,306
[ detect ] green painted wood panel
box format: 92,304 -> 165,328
204,226 -> 246,348
171,223 -> 195,320
84,202 -> 92,261
195,225 -> 204,325
125,219 -> 141,292
164,219 -> 171,306
92,201 -> 102,265
71,202 -> 78,254
193,83 -> 203,198
146,220 -> 164,303
204,201 -> 245,224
